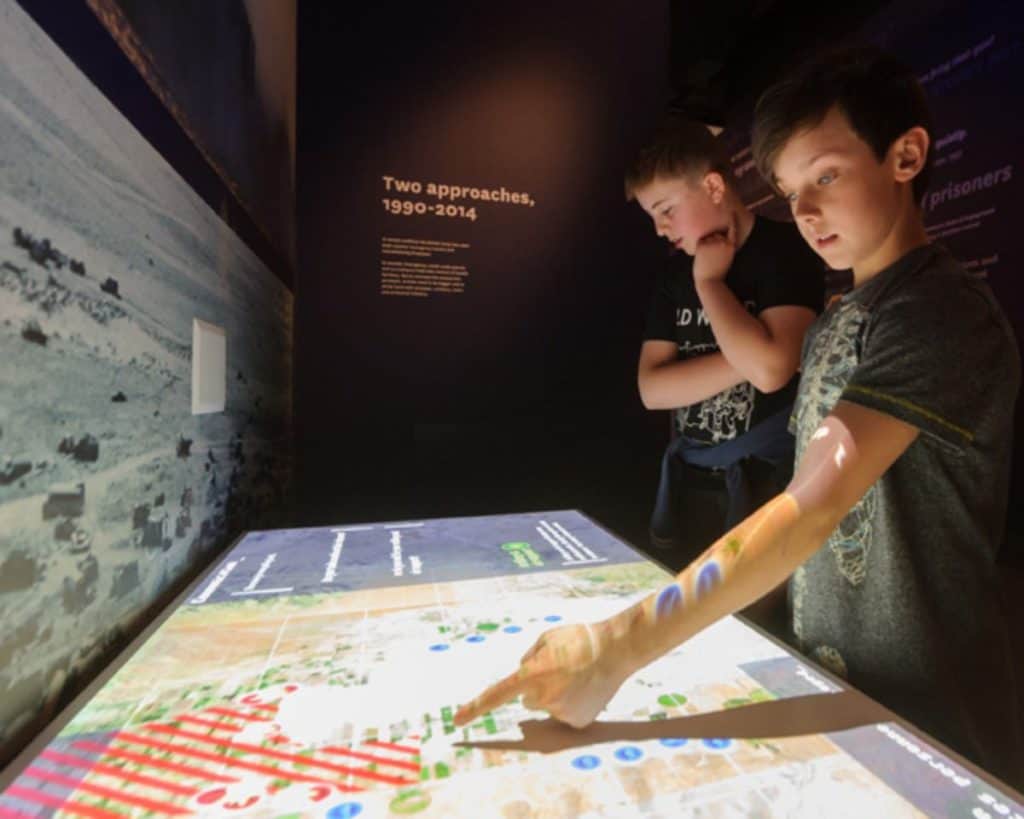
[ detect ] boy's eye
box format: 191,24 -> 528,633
817,173 -> 835,185
785,191 -> 798,203
661,206 -> 674,217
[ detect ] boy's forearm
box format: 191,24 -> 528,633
596,492 -> 825,674
695,279 -> 786,391
638,351 -> 746,409
595,403 -> 918,675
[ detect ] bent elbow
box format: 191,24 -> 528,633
752,358 -> 798,394
749,370 -> 780,394
637,379 -> 658,410
753,371 -> 789,394
637,369 -> 658,409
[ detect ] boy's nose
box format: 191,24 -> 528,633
794,196 -> 820,221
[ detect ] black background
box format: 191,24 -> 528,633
294,2 -> 675,545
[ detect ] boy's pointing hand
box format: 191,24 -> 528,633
452,622 -> 629,730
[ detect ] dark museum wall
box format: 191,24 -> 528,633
0,0 -> 294,768
295,3 -> 675,539
85,0 -> 297,268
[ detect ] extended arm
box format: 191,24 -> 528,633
637,339 -> 747,410
454,400 -> 919,728
602,400 -> 917,671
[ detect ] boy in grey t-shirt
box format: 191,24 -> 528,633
455,47 -> 1023,789
790,241 -> 1021,778
751,49 -> 1021,781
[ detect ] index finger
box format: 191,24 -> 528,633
453,668 -> 531,726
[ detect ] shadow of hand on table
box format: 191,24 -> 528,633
455,691 -> 882,754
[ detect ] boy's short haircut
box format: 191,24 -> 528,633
625,114 -> 734,201
751,45 -> 934,202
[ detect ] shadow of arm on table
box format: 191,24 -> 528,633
455,691 -> 882,754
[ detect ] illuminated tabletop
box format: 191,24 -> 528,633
2,510 -> 1022,817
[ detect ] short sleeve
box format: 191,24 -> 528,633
644,271 -> 678,342
840,278 -> 1016,453
756,227 -> 826,315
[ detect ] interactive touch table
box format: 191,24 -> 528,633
2,510 -> 1022,817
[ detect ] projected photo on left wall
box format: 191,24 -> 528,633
0,0 -> 293,758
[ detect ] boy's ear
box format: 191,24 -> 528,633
702,171 -> 727,205
891,126 -> 930,183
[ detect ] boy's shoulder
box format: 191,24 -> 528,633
857,244 -> 1002,327
809,243 -> 1019,455
853,244 -> 1020,403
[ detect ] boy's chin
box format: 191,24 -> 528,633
813,244 -> 852,270
821,257 -> 852,272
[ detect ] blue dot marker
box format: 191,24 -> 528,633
659,738 -> 688,748
571,754 -> 601,770
702,737 -> 732,750
466,635 -> 485,643
614,746 -> 644,762
655,584 -> 683,620
503,625 -> 522,633
327,803 -> 363,819
544,615 -> 562,622
696,561 -> 722,599
428,643 -> 449,652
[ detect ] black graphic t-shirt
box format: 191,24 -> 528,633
644,216 -> 824,444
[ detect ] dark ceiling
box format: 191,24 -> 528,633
669,0 -> 896,126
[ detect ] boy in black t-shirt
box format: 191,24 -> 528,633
626,117 -> 823,569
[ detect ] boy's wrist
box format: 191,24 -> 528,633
596,602 -> 668,676
696,276 -> 729,296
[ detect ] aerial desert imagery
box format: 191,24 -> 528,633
0,0 -> 293,750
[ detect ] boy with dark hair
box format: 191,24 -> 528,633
455,46 -> 1024,786
625,116 -> 823,569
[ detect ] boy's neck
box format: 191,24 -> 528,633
725,192 -> 756,249
851,203 -> 930,288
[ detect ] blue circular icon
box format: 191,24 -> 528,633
614,746 -> 644,762
428,643 -> 449,652
466,635 -> 486,643
503,625 -> 522,633
544,615 -> 562,622
327,803 -> 363,819
659,738 -> 689,748
702,738 -> 732,750
696,561 -> 723,599
655,584 -> 684,620
571,754 -> 601,770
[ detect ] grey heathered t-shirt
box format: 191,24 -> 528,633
789,242 -> 1024,781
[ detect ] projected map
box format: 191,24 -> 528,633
1,511 -> 1021,818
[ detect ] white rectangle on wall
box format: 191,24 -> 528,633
192,318 -> 226,414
